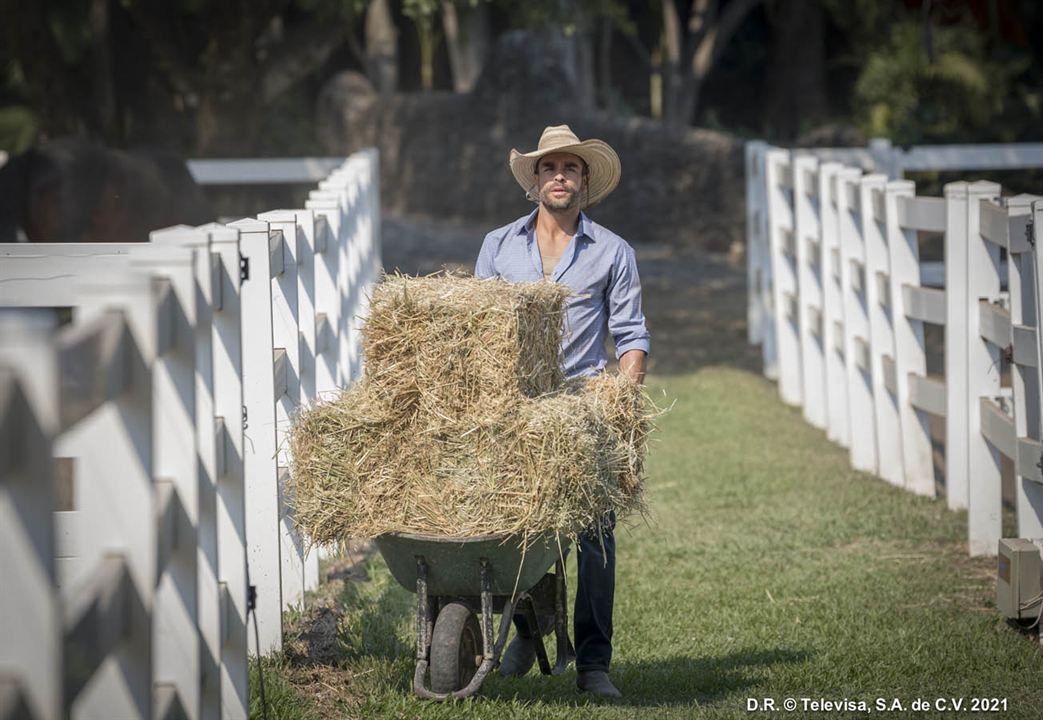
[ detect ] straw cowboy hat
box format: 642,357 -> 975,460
509,125 -> 621,208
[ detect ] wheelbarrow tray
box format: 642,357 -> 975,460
375,531 -> 567,597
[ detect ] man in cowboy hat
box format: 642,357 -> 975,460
474,125 -> 650,698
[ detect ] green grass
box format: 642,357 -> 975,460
254,367 -> 1043,719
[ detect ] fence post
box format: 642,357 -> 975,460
818,162 -> 849,448
837,167 -> 878,473
331,164 -> 363,387
965,182 -> 1003,556
746,142 -> 767,347
1029,198 -> 1043,538
861,173 -> 904,487
793,154 -> 826,430
1008,195 -> 1043,539
150,226 -> 224,720
203,224 -> 249,719
885,181 -> 936,497
129,249 -> 201,720
765,149 -> 800,403
57,301 -> 154,719
757,149 -> 778,380
945,182 -> 971,511
229,218 -> 291,650
288,211 -> 318,409
257,209 -> 311,636
257,213 -> 308,534
0,312 -> 60,720
305,196 -> 342,401
363,148 -> 382,344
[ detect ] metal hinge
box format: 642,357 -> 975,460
1002,344 -> 1014,365
239,253 -> 250,282
1027,219 -> 1035,248
242,404 -> 249,430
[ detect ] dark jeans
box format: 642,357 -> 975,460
513,512 -> 616,673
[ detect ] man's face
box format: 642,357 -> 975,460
535,152 -> 586,211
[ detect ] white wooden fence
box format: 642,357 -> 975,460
0,148 -> 381,720
747,140 -> 1043,558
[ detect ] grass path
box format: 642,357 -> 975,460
257,367 -> 1043,719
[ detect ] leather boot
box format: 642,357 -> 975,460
576,670 -> 622,698
497,635 -> 536,677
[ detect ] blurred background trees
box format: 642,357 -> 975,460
1,0 -> 1040,156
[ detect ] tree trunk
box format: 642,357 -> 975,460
650,37 -> 663,120
558,0 -> 595,109
416,15 -> 436,91
89,0 -> 117,139
365,0 -> 398,95
598,16 -> 614,111
763,0 -> 826,139
662,0 -> 762,128
442,1 -> 490,93
660,0 -> 683,125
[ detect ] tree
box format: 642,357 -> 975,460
0,0 -> 368,154
441,1 -> 491,93
123,0 -> 359,153
762,0 -> 826,139
403,0 -> 440,91
853,17 -> 1022,145
366,0 -> 399,94
658,0 -> 763,127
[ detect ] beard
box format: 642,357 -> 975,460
539,185 -> 579,211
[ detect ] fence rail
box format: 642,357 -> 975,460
747,140 -> 1043,559
0,147 -> 380,720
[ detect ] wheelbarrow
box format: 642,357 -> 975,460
374,531 -> 576,700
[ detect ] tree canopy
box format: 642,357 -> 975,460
1,0 -> 1040,155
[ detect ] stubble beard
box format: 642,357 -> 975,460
540,186 -> 579,211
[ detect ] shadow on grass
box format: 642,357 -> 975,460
479,647 -> 812,707
335,570 -> 415,662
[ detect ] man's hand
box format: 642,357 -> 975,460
619,350 -> 647,385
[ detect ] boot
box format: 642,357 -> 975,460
497,635 -> 536,677
576,670 -> 622,698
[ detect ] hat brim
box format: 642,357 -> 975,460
509,139 -> 620,209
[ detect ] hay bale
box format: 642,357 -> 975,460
288,373 -> 655,546
362,274 -> 571,420
288,273 -> 658,548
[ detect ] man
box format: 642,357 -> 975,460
474,125 -> 650,698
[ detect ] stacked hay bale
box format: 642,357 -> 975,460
289,274 -> 654,547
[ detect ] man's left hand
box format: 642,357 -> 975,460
619,350 -> 647,385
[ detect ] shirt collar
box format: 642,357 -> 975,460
519,208 -> 594,241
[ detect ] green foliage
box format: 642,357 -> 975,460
853,18 -> 1027,145
402,0 -> 442,20
0,106 -> 37,153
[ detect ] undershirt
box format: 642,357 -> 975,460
540,249 -> 563,280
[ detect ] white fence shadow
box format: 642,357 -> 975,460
0,147 -> 380,720
747,140 -> 1043,559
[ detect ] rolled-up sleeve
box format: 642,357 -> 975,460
607,244 -> 650,358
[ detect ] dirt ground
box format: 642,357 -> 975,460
380,211 -> 762,378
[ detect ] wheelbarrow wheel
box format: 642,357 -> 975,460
429,601 -> 483,693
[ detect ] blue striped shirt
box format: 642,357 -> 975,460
475,208 -> 651,378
